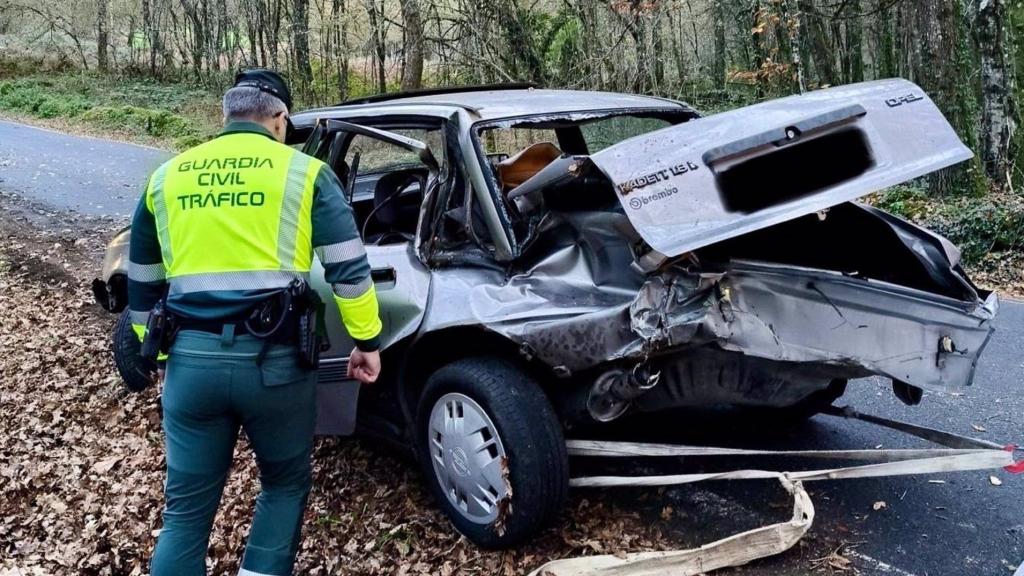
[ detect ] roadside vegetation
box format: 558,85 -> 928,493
0,56 -> 220,149
1,0 -> 1023,296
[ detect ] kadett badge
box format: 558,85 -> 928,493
616,161 -> 700,195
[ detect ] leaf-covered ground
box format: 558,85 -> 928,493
0,195 -> 693,575
3,190 -> 1015,576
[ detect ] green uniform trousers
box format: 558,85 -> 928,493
150,330 -> 317,576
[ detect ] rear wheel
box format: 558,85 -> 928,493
415,357 -> 568,549
112,309 -> 156,392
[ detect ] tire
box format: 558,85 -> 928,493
112,309 -> 157,392
415,357 -> 568,549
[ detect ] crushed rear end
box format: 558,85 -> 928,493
494,79 -> 996,419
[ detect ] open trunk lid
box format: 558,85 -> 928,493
589,79 -> 973,257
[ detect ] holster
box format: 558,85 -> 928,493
295,283 -> 328,369
140,298 -> 175,362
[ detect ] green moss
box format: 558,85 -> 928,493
172,133 -> 208,149
80,105 -> 196,140
871,185 -> 931,220
928,195 -> 1024,265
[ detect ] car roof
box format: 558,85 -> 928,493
298,88 -> 694,122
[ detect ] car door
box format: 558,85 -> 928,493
303,119 -> 441,435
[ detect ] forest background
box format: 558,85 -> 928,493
0,0 -> 1022,289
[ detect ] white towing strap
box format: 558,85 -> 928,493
529,406 -> 1022,576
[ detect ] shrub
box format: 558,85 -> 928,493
928,194 -> 1024,265
80,105 -> 195,139
35,95 -> 90,118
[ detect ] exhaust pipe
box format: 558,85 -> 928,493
586,363 -> 660,422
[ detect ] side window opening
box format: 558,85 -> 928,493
315,125 -> 444,246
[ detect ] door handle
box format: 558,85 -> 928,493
371,266 -> 397,288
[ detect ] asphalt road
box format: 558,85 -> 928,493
1,120 -> 1020,575
0,119 -> 169,218
591,301 -> 1023,576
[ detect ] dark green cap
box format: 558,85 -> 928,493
233,68 -> 293,111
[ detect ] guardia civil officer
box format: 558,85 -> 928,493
127,69 -> 382,575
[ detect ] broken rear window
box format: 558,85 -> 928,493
579,115 -> 672,152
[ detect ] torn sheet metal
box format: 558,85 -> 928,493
630,260 -> 997,393
420,206 -> 996,397
589,79 -> 973,257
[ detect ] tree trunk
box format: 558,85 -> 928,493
781,0 -> 805,93
292,0 -> 313,88
797,0 -> 837,86
751,0 -> 766,97
844,0 -> 864,83
977,0 -> 1017,188
365,0 -> 387,92
912,0 -> 982,195
874,0 -> 898,78
400,0 -> 424,89
334,0 -> 350,100
142,0 -> 157,75
97,0 -> 109,71
712,0 -> 727,90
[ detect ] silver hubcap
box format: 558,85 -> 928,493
428,393 -> 509,524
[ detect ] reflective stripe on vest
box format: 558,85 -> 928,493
169,270 -> 310,294
145,133 -> 324,289
148,163 -> 174,267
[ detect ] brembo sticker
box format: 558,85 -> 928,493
628,186 -> 678,210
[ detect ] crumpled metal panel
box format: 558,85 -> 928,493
634,261 -> 997,392
421,212 -> 642,343
589,79 -> 973,257
420,207 -> 996,393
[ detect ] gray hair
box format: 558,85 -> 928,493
222,86 -> 287,122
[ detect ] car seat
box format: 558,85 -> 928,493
362,168 -> 427,244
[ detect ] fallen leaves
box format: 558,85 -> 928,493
0,196 -> 685,575
91,456 -> 121,474
810,544 -> 854,572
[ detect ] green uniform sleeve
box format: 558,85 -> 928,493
311,165 -> 382,352
127,182 -> 168,342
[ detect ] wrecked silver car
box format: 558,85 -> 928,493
93,79 -> 997,548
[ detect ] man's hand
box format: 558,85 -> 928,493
348,349 -> 381,384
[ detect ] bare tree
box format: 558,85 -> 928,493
292,0 -> 313,89
97,0 -> 109,70
400,0 -> 424,89
977,0 -> 1018,187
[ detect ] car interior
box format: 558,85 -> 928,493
305,111 -> 692,252
313,124 -> 441,245
479,112 -> 688,221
